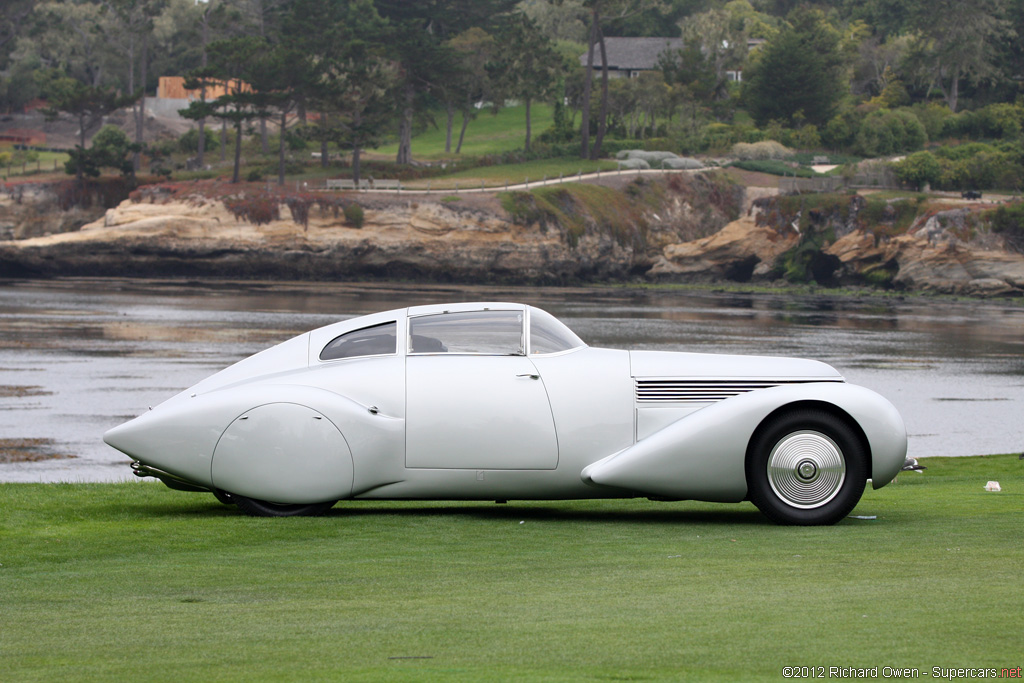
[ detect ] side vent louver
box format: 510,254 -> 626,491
635,378 -> 842,403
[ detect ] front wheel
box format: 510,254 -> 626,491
746,410 -> 867,525
232,495 -> 337,518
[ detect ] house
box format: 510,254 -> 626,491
579,37 -> 684,79
580,36 -> 766,83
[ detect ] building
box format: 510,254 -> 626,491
578,37 -> 684,79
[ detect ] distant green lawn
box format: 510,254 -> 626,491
3,454 -> 1020,681
373,103 -> 557,160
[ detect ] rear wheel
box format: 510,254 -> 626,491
746,410 -> 867,525
232,494 -> 336,517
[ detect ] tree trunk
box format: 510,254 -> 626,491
456,107 -> 471,154
352,142 -> 362,185
592,25 -> 610,161
260,117 -> 269,154
197,15 -> 208,168
278,110 -> 287,186
134,31 -> 148,175
232,122 -> 242,183
580,11 -> 598,159
524,97 -> 532,152
396,83 -> 414,165
127,34 -> 140,173
320,113 -> 329,168
445,101 -> 455,153
221,118 -> 227,162
943,66 -> 961,112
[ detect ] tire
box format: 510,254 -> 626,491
746,409 -> 867,526
232,495 -> 337,518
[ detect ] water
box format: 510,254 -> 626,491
1,278 -> 1021,482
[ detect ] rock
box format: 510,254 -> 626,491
650,215 -> 798,282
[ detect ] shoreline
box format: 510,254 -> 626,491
3,274 -> 1023,306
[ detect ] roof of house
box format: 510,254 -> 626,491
579,37 -> 684,71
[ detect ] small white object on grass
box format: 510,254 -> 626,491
984,481 -> 1002,492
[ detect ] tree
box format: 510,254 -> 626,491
100,0 -> 167,172
904,0 -> 1012,112
287,0 -> 395,183
182,0 -> 236,169
518,0 -> 589,42
579,0 -> 667,160
376,0 -> 518,164
180,37 -> 272,183
36,70 -> 136,184
442,28 -> 497,154
676,7 -> 746,106
742,8 -> 846,127
65,124 -> 140,180
892,150 -> 941,190
489,14 -> 559,152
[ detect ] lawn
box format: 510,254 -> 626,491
1,455 -> 1021,681
1,147 -> 70,180
373,103 -> 557,160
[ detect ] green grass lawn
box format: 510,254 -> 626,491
373,103 -> 557,160
1,148 -> 70,179
2,455 -> 1020,681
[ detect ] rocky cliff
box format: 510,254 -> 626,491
0,174 -> 740,283
2,176 -> 1023,296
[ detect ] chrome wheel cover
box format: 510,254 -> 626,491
766,430 -> 846,509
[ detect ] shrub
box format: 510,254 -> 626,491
892,151 -> 941,190
731,140 -> 792,160
942,103 -> 1024,141
343,202 -> 364,229
223,194 -> 280,225
988,202 -> 1024,253
854,109 -> 927,157
178,128 -> 219,154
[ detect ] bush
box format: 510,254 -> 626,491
854,109 -> 927,157
988,202 -> 1024,253
343,202 -> 364,229
942,103 -> 1024,141
821,109 -> 863,149
731,140 -> 793,160
178,128 -> 219,154
892,151 -> 941,190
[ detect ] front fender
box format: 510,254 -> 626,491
581,382 -> 907,502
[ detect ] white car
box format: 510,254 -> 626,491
104,302 -> 908,524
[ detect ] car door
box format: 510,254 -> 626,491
405,308 -> 559,470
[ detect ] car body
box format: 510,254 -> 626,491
104,302 -> 907,524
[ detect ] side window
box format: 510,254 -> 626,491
409,310 -> 524,355
320,321 -> 396,361
529,308 -> 585,354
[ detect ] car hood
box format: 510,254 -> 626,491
629,350 -> 843,380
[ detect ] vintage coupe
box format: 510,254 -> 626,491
104,302 -> 907,524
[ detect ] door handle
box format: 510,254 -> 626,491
516,373 -> 540,380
